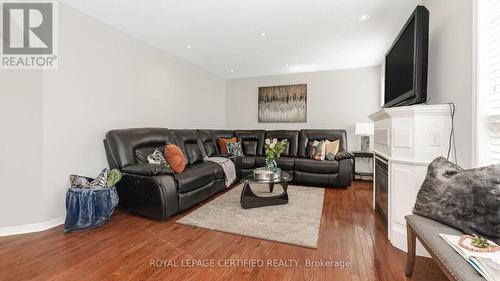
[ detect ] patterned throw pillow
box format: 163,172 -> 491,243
70,169 -> 109,189
310,140 -> 325,160
147,148 -> 169,166
324,140 -> 340,161
325,153 -> 335,161
91,169 -> 109,188
227,142 -> 244,156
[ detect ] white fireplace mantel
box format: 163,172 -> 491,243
369,104 -> 452,255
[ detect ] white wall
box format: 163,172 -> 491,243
1,4 -> 226,229
0,70 -> 44,227
40,4 -> 226,222
421,0 -> 474,168
225,66 -> 381,151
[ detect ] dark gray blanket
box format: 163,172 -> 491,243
413,157 -> 500,243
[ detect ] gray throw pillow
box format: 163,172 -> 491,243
413,157 -> 500,243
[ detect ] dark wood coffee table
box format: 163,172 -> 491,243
240,171 -> 293,209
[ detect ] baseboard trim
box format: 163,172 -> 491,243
0,216 -> 65,237
390,226 -> 430,258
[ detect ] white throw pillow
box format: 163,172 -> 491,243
324,140 -> 340,160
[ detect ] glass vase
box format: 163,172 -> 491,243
266,158 -> 278,172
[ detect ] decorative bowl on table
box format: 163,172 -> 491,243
253,167 -> 282,181
458,235 -> 500,252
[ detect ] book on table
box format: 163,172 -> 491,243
439,233 -> 500,281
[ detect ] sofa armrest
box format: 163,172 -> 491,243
117,173 -> 178,220
337,157 -> 353,187
231,156 -> 243,179
122,163 -> 175,176
335,150 -> 354,161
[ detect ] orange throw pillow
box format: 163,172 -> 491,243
164,144 -> 186,174
218,137 -> 236,154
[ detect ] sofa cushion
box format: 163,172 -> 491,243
196,130 -> 217,157
106,128 -> 174,168
294,170 -> 339,187
196,130 -> 234,157
174,162 -> 223,193
170,129 -> 205,165
200,130 -> 234,154
235,130 -> 265,156
295,158 -> 339,174
239,156 -> 256,169
242,140 -> 258,156
255,156 -> 294,171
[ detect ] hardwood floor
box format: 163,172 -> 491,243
0,181 -> 448,281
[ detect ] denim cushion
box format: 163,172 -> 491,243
64,187 -> 119,233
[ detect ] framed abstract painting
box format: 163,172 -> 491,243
258,84 -> 307,123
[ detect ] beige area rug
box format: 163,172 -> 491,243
176,183 -> 325,248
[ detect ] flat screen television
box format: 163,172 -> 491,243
384,6 -> 429,108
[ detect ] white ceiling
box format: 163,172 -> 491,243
61,0 -> 422,79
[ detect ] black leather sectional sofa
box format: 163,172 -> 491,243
104,128 -> 353,220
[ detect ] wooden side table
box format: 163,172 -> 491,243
352,151 -> 374,180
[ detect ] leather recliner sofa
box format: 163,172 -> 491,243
104,128 -> 353,220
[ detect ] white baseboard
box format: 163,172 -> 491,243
0,216 -> 65,237
391,227 -> 430,258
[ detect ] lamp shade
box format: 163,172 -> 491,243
355,122 -> 374,136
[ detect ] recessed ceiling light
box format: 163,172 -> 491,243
285,64 -> 289,67
186,45 -> 192,49
359,14 -> 370,21
260,32 -> 266,37
230,69 -> 235,73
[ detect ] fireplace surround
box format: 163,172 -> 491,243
369,104 -> 452,255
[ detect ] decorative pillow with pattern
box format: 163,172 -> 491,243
147,148 -> 169,166
324,140 -> 340,161
325,153 -> 335,161
227,142 -> 244,156
70,169 -> 109,189
310,140 -> 325,160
